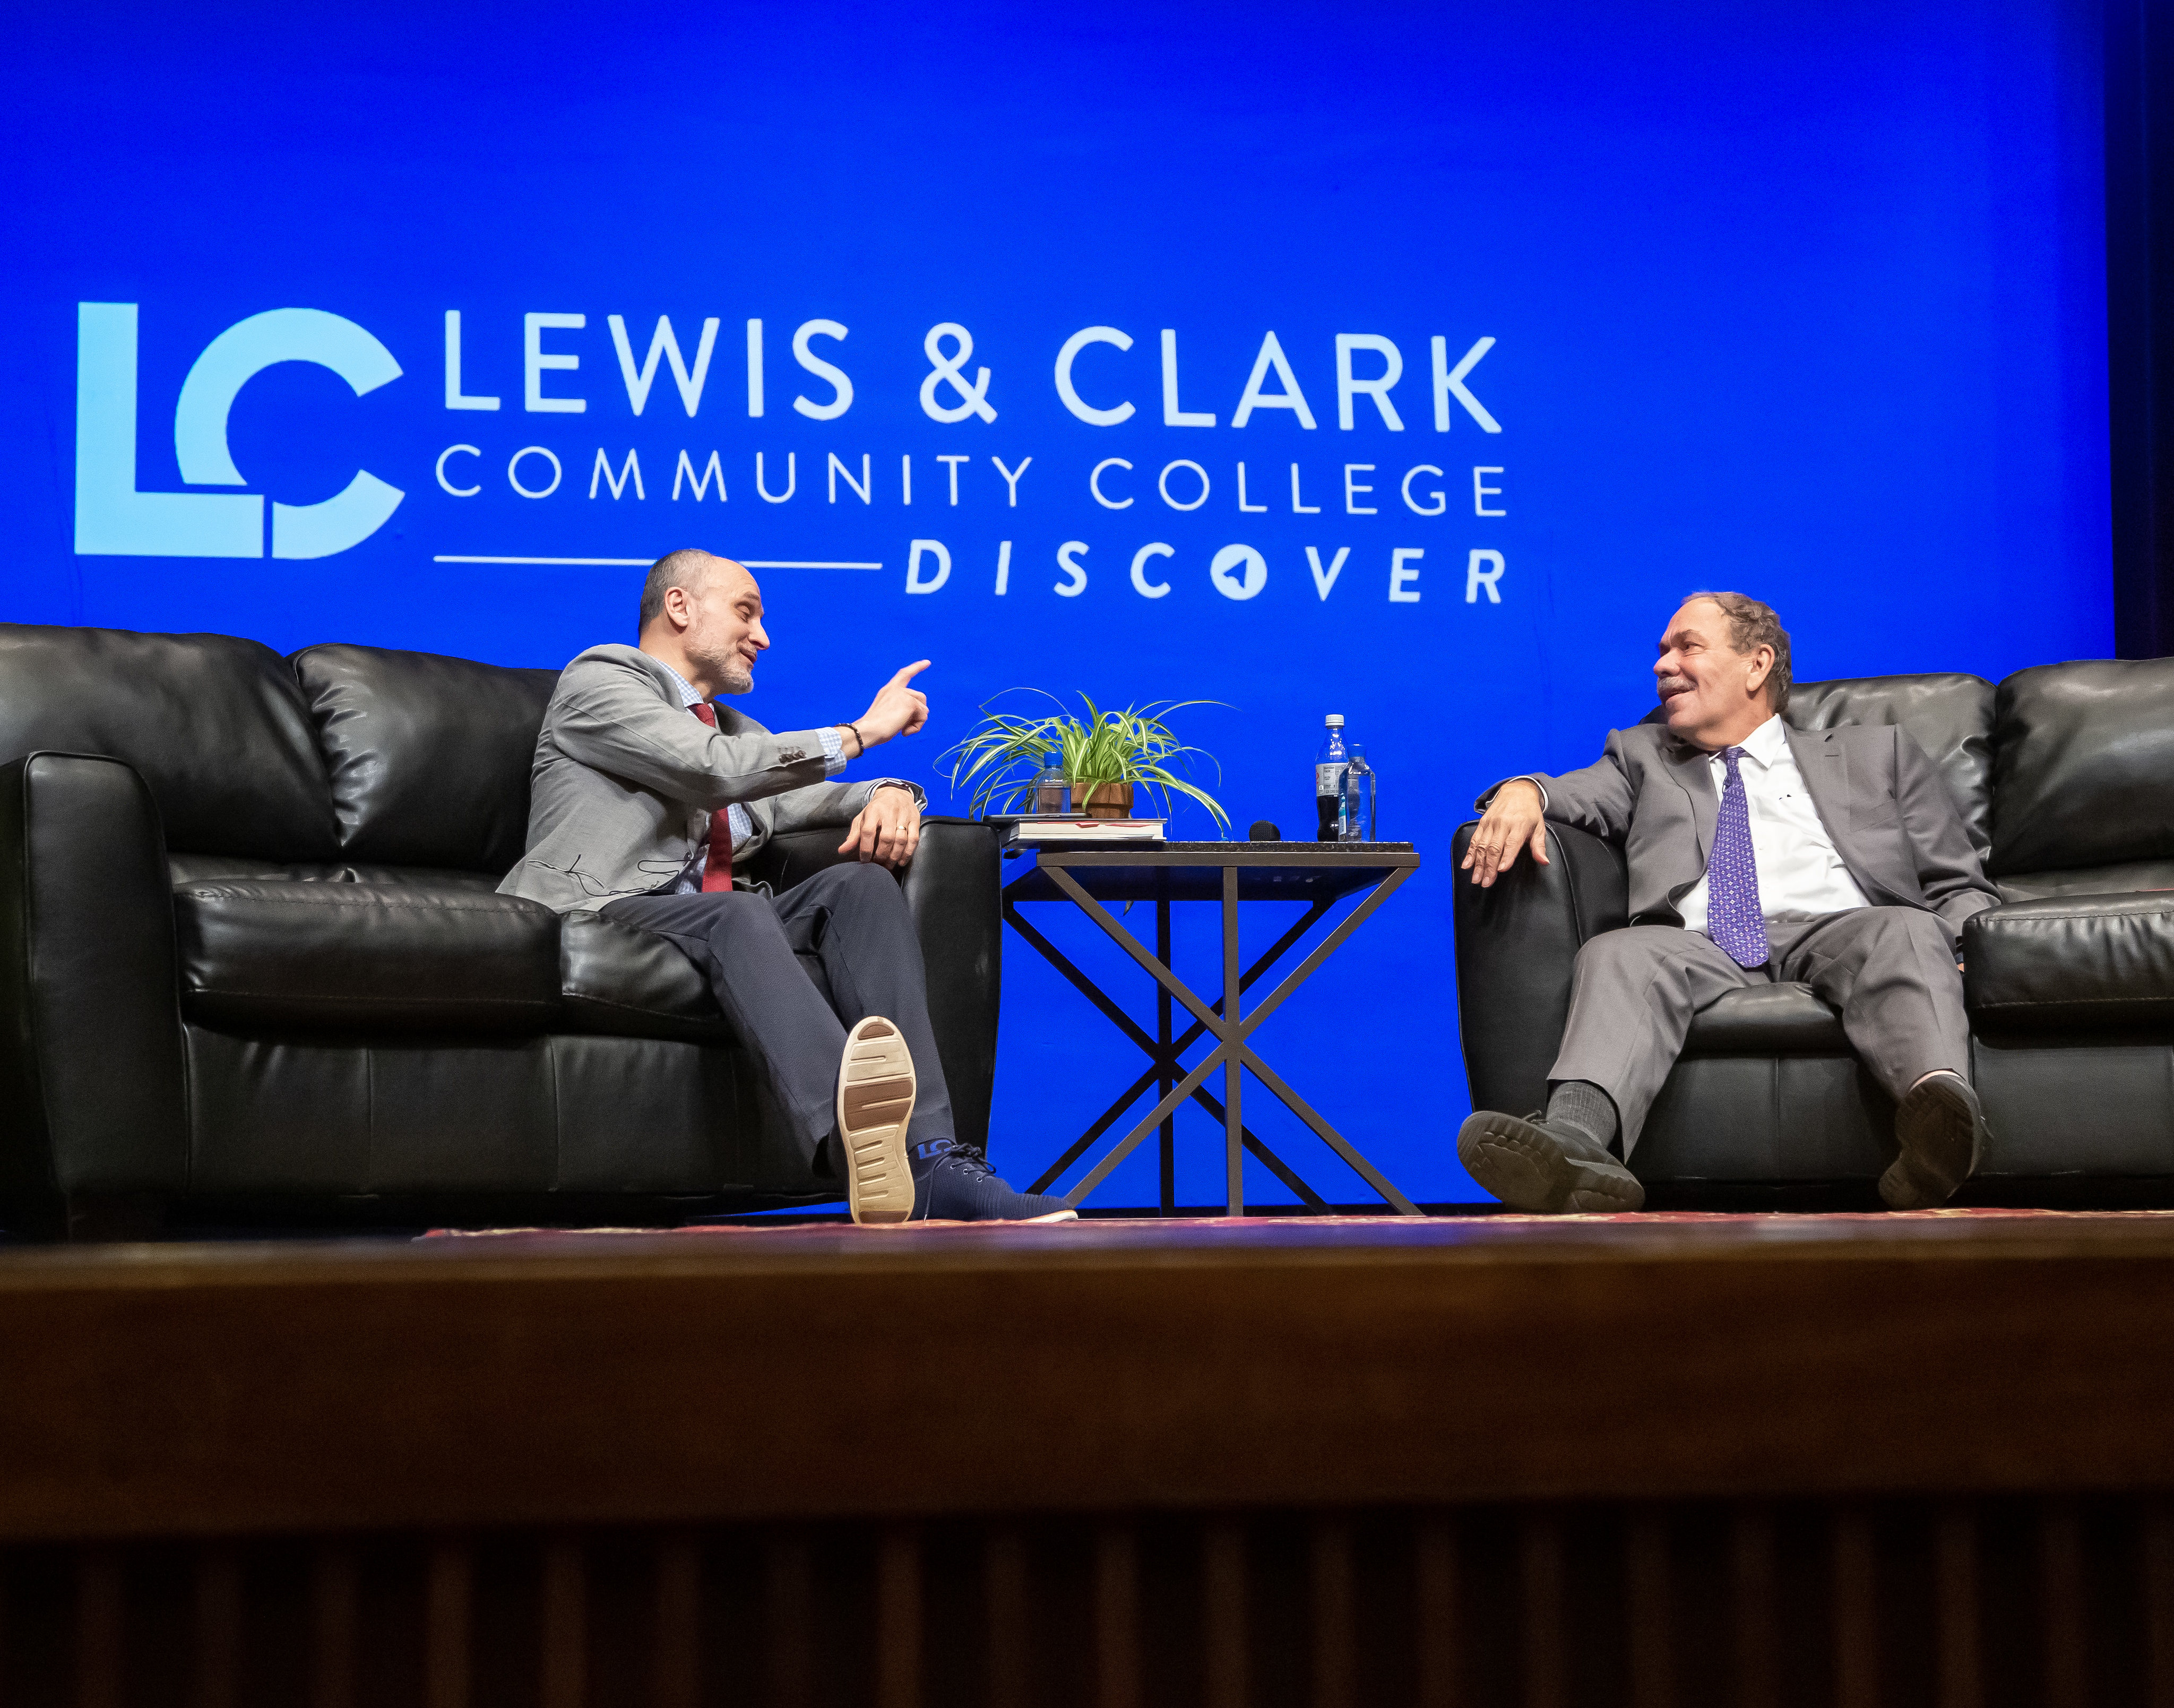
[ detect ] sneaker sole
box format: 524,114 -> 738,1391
913,1208 -> 1082,1227
839,1017 -> 916,1224
1456,1110 -> 1646,1213
1882,1076 -> 1983,1211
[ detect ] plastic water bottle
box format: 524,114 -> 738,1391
1315,714 -> 1348,841
1030,752 -> 1068,815
1340,745 -> 1375,842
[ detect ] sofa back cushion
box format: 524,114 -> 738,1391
1783,673 -> 1997,859
291,644 -> 560,874
1990,658 -> 2174,880
0,624 -> 338,858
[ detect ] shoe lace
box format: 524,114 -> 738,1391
936,1143 -> 998,1180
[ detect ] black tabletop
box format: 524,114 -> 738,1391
1000,841 -> 1418,904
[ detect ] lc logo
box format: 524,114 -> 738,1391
74,303 -> 404,558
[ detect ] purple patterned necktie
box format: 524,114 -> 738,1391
1707,746 -> 1771,968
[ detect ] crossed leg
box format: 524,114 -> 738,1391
605,861 -> 956,1166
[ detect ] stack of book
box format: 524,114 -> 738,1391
1006,818 -> 1167,847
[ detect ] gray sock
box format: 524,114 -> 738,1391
1546,1080 -> 1620,1152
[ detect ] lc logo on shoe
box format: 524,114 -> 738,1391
74,303 -> 404,559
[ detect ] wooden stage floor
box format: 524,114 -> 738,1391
5,1207 -> 2173,1541
5,1211 -> 2173,1706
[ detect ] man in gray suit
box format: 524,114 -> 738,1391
502,547 -> 1074,1224
1454,592 -> 1999,1214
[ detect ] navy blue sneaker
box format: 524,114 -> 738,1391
911,1140 -> 1079,1222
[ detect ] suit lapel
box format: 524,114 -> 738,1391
1784,724 -> 1886,901
1663,739 -> 1718,861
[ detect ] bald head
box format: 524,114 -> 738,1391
640,548 -> 750,629
636,548 -> 769,697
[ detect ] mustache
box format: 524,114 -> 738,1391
1657,674 -> 1692,699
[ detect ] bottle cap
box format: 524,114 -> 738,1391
1324,713 -> 1344,727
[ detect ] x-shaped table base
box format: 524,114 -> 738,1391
1002,849 -> 1421,1215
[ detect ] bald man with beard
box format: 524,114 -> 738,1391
501,548 -> 1074,1224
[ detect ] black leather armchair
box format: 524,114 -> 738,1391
1454,661 -> 2174,1201
0,625 -> 1002,1237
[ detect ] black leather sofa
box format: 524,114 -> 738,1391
1454,660 -> 2174,1204
0,624 -> 1001,1238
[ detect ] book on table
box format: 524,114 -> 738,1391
1008,818 -> 1167,846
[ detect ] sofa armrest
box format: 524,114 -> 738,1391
1452,818 -> 1629,1117
1962,892 -> 2174,1031
900,819 -> 1002,1152
746,816 -> 1001,1152
0,755 -> 188,1211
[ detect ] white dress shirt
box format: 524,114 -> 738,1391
658,662 -> 847,892
1674,712 -> 1869,936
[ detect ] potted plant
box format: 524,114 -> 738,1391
942,692 -> 1231,828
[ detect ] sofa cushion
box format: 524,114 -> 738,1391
559,910 -> 730,1042
167,853 -> 504,890
1963,894 -> 2174,1030
0,624 -> 338,858
290,643 -> 560,874
1995,860 -> 2174,904
557,908 -> 836,1042
1989,658 -> 2174,877
1783,673 -> 1996,859
1681,982 -> 1848,1054
175,878 -> 562,1032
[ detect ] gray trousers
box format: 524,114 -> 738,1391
1549,907 -> 1971,1155
605,862 -> 954,1164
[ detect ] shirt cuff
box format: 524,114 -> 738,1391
819,725 -> 846,777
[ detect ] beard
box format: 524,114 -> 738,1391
689,632 -> 754,695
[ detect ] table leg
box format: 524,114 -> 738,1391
1223,865 -> 1242,1217
1006,895 -> 1330,1201
1235,1042 -> 1422,1215
1024,866 -> 1419,1213
1157,898 -> 1174,1217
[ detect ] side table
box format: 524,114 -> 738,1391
999,841 -> 1422,1215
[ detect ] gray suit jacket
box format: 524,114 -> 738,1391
1483,721 -> 2000,949
499,643 -> 922,915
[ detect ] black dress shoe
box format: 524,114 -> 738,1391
1456,1109 -> 1646,1213
1883,1073 -> 1988,1210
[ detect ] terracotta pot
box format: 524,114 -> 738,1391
1071,780 -> 1135,819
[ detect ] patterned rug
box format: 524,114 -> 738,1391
421,1205 -> 2174,1240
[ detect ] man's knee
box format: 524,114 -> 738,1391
1863,906 -> 1956,953
796,859 -> 912,933
692,885 -> 777,938
801,858 -> 905,907
836,859 -> 902,894
1573,926 -> 1697,978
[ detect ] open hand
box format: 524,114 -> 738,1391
839,785 -> 922,868
1461,778 -> 1550,887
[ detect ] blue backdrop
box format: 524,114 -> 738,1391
2,0 -> 2113,1205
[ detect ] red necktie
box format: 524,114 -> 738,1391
687,701 -> 734,892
